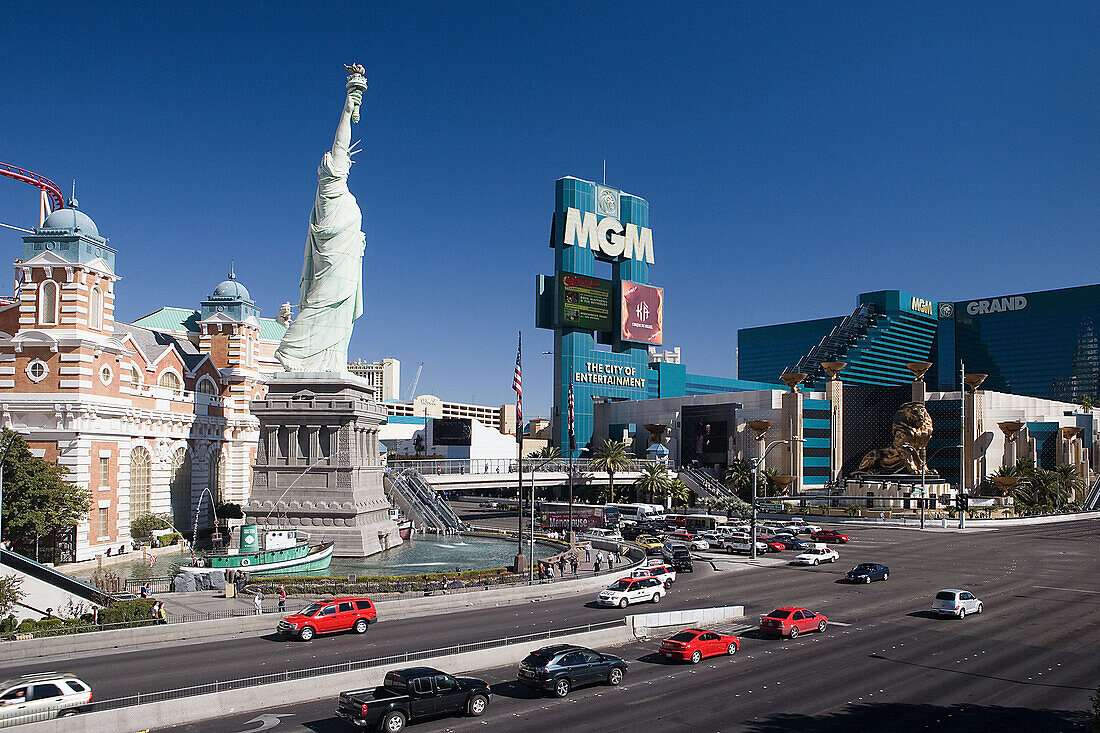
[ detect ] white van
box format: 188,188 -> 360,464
606,503 -> 666,524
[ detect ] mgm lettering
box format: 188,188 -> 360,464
574,362 -> 646,387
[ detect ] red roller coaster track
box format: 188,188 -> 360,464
0,162 -> 65,213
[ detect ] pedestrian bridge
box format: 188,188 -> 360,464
388,459 -> 646,493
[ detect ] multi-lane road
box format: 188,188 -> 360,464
8,519 -> 1099,731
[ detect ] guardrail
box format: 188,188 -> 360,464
80,619 -> 624,714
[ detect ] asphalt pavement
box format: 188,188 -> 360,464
8,518 -> 1100,731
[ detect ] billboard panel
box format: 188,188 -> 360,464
432,418 -> 472,446
621,282 -> 664,345
558,273 -> 614,332
681,403 -> 737,469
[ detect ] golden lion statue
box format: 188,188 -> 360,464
855,401 -> 933,474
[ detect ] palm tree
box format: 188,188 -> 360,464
634,462 -> 670,504
527,445 -> 561,460
1054,464 -> 1085,507
665,479 -> 690,509
724,459 -> 754,502
759,468 -> 780,497
591,439 -> 635,504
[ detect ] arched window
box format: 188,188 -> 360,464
158,371 -> 181,391
196,378 -> 217,395
130,447 -> 152,518
170,448 -> 192,532
89,287 -> 102,330
39,280 -> 58,325
209,449 -> 227,503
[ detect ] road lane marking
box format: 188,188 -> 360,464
1033,585 -> 1100,594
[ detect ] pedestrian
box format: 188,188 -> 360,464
547,564 -> 555,581
253,590 -> 264,615
594,554 -> 601,573
557,557 -> 566,577
140,582 -> 151,599
584,545 -> 591,563
570,556 -> 578,575
277,586 -> 287,613
156,601 -> 168,625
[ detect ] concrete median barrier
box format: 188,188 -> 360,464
33,625 -> 635,733
627,605 -> 746,637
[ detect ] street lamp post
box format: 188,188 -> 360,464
747,421 -> 802,560
905,443 -> 963,530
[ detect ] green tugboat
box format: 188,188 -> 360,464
180,524 -> 334,577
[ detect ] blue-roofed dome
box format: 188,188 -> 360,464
42,206 -> 99,238
212,272 -> 251,301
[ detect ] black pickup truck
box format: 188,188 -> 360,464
335,667 -> 491,731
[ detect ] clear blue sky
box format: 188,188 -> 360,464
1,2 -> 1097,419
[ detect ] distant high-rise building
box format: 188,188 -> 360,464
348,357 -> 400,400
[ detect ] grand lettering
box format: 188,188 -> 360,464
966,297 -> 1027,315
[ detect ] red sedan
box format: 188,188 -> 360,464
759,607 -> 828,638
759,537 -> 787,552
811,529 -> 850,543
659,628 -> 740,663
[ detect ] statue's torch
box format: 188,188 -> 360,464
345,63 -> 367,124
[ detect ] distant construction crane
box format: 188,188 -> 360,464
403,362 -> 424,401
0,162 -> 65,226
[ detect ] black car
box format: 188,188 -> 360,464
663,545 -> 694,572
845,563 -> 889,583
517,644 -> 627,698
769,535 -> 811,551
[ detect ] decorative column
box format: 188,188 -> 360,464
907,361 -> 932,404
997,421 -> 1024,468
822,362 -> 846,486
780,372 -> 806,492
963,373 -> 987,492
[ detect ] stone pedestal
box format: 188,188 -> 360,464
245,372 -> 401,557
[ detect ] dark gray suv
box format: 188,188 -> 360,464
517,644 -> 627,697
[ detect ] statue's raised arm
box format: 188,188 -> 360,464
275,65 -> 368,373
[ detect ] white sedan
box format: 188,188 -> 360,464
792,547 -> 839,565
597,576 -> 666,608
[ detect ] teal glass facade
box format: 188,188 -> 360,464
740,284 -> 1100,403
934,284 -> 1100,402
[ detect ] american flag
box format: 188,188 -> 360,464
147,553 -> 156,568
512,332 -> 522,437
568,381 -> 576,451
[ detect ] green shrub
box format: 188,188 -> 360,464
154,532 -> 180,547
98,598 -> 157,626
131,513 -> 173,538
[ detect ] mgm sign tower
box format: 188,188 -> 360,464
535,177 -> 663,458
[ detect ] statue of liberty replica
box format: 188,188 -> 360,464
276,64 -> 366,371
247,65 -> 401,557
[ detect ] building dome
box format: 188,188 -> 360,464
41,207 -> 99,238
212,272 -> 251,301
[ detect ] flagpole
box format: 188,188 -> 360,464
568,377 -> 575,547
513,332 -> 526,576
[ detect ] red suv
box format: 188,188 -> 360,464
277,597 -> 377,641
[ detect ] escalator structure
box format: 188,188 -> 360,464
1084,473 -> 1100,512
678,466 -> 732,502
384,468 -> 464,535
792,301 -> 938,388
